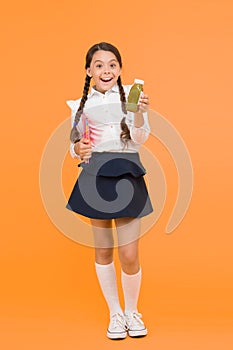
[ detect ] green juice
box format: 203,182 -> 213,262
126,79 -> 144,112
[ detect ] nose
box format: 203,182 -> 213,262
103,66 -> 110,74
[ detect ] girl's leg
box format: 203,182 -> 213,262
116,217 -> 141,275
115,218 -> 147,337
92,218 -> 114,263
115,218 -> 141,308
91,219 -> 126,339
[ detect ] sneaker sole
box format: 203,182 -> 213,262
128,328 -> 148,337
107,330 -> 127,340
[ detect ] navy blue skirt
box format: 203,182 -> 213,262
66,152 -> 153,219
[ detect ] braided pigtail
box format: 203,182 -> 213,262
117,76 -> 131,145
70,74 -> 91,143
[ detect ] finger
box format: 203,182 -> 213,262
83,154 -> 92,162
81,138 -> 90,144
83,153 -> 92,159
138,104 -> 148,113
81,145 -> 92,151
81,148 -> 92,156
80,141 -> 92,149
139,100 -> 149,107
139,96 -> 149,104
140,93 -> 149,99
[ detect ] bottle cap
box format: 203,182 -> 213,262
134,78 -> 144,85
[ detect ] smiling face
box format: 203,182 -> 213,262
86,50 -> 122,93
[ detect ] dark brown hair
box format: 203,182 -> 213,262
70,42 -> 131,144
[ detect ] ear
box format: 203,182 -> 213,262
117,69 -> 122,80
86,68 -> 92,77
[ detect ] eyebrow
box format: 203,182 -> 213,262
93,59 -> 118,63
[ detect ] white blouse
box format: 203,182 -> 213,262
67,84 -> 150,158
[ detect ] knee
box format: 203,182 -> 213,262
95,248 -> 113,264
118,248 -> 138,267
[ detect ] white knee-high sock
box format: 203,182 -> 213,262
95,262 -> 123,317
121,268 -> 142,314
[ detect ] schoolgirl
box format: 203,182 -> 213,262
66,42 -> 153,339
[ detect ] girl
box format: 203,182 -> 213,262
66,42 -> 153,340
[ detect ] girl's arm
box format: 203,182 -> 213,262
134,93 -> 149,127
67,100 -> 92,161
67,99 -> 83,158
126,93 -> 150,144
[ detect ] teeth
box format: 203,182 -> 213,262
101,78 -> 112,82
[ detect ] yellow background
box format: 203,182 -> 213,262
1,0 -> 233,349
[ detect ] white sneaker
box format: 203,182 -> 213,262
107,313 -> 128,340
124,312 -> 148,337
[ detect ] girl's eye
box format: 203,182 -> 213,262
110,64 -> 116,68
96,64 -> 102,68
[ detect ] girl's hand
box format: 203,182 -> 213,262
138,93 -> 149,113
74,138 -> 92,162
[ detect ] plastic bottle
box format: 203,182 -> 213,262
126,79 -> 144,112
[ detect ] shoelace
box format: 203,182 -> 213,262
126,312 -> 144,327
111,313 -> 127,330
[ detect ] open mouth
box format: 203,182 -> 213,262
100,77 -> 113,83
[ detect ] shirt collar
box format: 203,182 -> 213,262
89,83 -> 119,97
